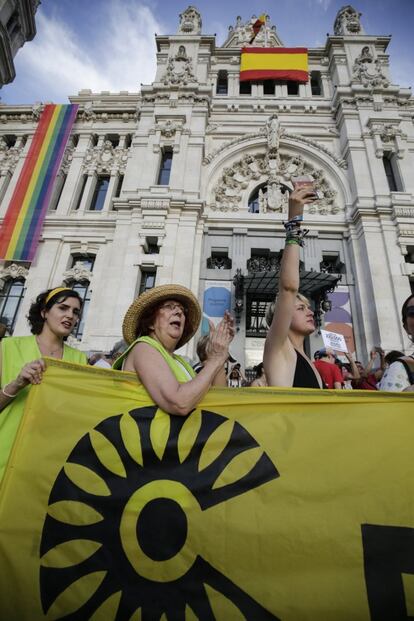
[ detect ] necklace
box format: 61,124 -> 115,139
36,336 -> 63,358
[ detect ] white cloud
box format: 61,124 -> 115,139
3,0 -> 164,103
313,0 -> 331,11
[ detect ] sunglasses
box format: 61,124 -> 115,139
406,307 -> 414,318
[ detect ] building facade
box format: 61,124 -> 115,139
0,5 -> 413,365
0,0 -> 39,86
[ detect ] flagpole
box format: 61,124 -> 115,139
264,14 -> 268,47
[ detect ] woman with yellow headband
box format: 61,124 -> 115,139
0,287 -> 87,482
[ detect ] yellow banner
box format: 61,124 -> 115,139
0,359 -> 413,621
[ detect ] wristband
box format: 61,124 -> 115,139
285,227 -> 310,247
2,385 -> 17,398
283,216 -> 303,232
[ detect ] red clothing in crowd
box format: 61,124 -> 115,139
314,360 -> 343,389
352,374 -> 378,390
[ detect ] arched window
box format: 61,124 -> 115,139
0,278 -> 25,334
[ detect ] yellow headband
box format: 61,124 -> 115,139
45,287 -> 73,305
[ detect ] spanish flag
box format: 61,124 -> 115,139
249,14 -> 266,43
0,359 -> 414,619
240,47 -> 308,83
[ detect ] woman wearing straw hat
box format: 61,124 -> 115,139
0,287 -> 87,482
114,284 -> 234,415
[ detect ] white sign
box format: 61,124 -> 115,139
320,329 -> 348,353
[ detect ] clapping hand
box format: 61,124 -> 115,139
207,312 -> 235,363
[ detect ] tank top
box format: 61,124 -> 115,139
293,349 -> 321,388
0,335 -> 86,482
113,336 -> 196,383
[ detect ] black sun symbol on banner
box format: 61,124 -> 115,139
39,407 -> 281,620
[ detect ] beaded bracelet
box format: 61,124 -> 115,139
283,214 -> 303,229
285,227 -> 309,247
1,385 -> 17,398
283,219 -> 301,232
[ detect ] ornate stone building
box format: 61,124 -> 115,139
0,0 -> 39,86
0,5 -> 413,365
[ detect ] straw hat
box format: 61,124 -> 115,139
122,284 -> 201,349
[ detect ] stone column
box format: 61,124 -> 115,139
57,133 -> 93,214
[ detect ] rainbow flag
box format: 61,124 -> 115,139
0,104 -> 78,262
240,47 -> 308,83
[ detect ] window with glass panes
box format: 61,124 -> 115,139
157,150 -> 173,185
216,71 -> 228,94
383,153 -> 403,192
0,279 -> 25,334
139,269 -> 157,295
89,176 -> 110,211
68,255 -> 95,339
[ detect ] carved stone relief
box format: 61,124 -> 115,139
61,146 -> 74,174
210,152 -> 339,215
83,140 -> 129,174
258,183 -> 289,213
367,122 -> 406,158
178,6 -> 202,34
81,101 -> 96,121
162,47 -> 197,86
0,263 -> 29,286
140,199 -> 170,210
63,261 -> 93,283
155,119 -> 184,138
31,102 -> 43,120
203,129 -> 347,169
334,5 -> 364,35
352,46 -> 389,89
394,208 -> 414,218
266,114 -> 283,152
0,138 -> 22,175
78,101 -> 138,123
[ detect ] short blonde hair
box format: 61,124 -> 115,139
266,293 -> 311,327
296,293 -> 310,306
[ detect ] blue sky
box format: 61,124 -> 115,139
2,0 -> 413,104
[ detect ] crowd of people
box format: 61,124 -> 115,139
0,187 -> 413,480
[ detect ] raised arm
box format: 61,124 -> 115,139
264,187 -> 316,358
344,351 -> 360,380
132,314 -> 234,415
365,348 -> 385,380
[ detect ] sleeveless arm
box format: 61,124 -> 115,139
130,342 -> 227,416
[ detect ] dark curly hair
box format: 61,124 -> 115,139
401,293 -> 414,337
27,289 -> 83,335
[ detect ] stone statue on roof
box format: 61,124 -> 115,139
178,6 -> 202,35
334,5 -> 365,35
